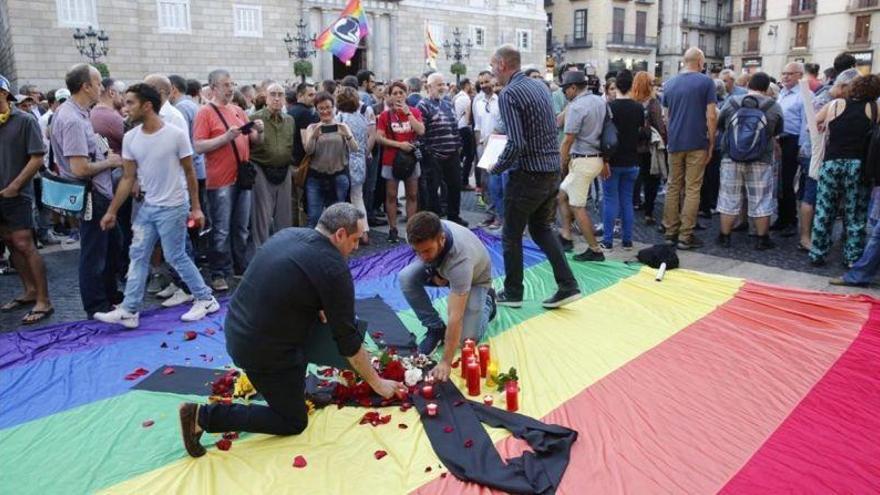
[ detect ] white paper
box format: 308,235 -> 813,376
477,134 -> 508,171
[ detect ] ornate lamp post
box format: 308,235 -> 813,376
550,40 -> 566,66
547,39 -> 565,79
442,27 -> 473,84
284,18 -> 317,83
72,26 -> 109,65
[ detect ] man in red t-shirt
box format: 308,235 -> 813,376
376,81 -> 425,243
194,69 -> 264,291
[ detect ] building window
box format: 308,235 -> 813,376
699,33 -> 706,52
681,31 -> 689,50
855,15 -> 871,43
612,8 -> 625,39
471,25 -> 486,49
157,0 -> 190,33
516,29 -> 532,52
636,11 -> 647,43
747,26 -> 759,51
715,35 -> 724,56
234,5 -> 263,38
795,21 -> 809,48
700,0 -> 707,18
56,0 -> 97,28
573,10 -> 587,40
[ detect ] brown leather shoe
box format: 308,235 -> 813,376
179,403 -> 206,457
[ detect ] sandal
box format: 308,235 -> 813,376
1,298 -> 36,313
21,307 -> 54,325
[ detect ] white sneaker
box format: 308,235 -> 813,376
181,297 -> 220,322
162,288 -> 194,308
94,306 -> 140,329
156,282 -> 179,299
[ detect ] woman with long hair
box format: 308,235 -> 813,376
630,71 -> 668,225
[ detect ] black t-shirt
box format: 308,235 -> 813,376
224,228 -> 362,371
608,99 -> 645,167
288,103 -> 319,166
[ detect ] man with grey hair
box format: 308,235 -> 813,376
194,68 -> 264,291
178,203 -> 404,457
720,69 -> 746,98
489,44 -> 580,309
771,62 -> 805,236
660,47 -> 718,249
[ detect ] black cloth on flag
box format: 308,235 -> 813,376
413,381 -> 577,494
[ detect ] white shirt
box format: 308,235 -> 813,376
38,109 -> 54,149
122,123 -> 193,207
453,91 -> 471,129
160,101 -> 188,133
473,93 -> 501,146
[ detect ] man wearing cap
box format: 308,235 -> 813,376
0,74 -> 54,324
557,71 -> 606,262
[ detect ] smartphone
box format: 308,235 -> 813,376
239,121 -> 256,134
321,124 -> 338,134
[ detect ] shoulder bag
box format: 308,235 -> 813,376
386,111 -> 418,180
210,103 -> 256,190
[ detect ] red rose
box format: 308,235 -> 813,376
184,331 -> 197,341
381,359 -> 406,382
464,439 -> 473,448
443,426 -> 454,433
215,439 -> 232,451
162,367 -> 175,375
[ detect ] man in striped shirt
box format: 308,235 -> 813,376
489,45 -> 580,309
417,73 -> 467,226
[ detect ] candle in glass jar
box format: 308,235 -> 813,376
477,344 -> 490,377
426,402 -> 438,416
505,380 -> 519,412
483,395 -> 494,406
463,338 -> 476,349
466,358 -> 481,396
421,384 -> 434,399
461,346 -> 475,377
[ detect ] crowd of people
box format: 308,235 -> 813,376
3,44 -> 880,327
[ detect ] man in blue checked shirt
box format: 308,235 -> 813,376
488,45 -> 580,310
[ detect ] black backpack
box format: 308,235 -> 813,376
636,244 -> 680,269
862,101 -> 880,185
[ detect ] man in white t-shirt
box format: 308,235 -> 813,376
93,83 -> 218,329
145,74 -> 188,132
453,79 -> 476,190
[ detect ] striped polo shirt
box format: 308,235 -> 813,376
492,71 -> 560,174
417,97 -> 461,157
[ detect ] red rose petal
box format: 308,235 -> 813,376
441,473 -> 448,478
399,402 -> 413,412
374,450 -> 387,460
222,432 -> 239,441
371,331 -> 384,339
292,455 -> 307,468
424,466 -> 432,472
142,420 -> 154,428
443,425 -> 454,433
358,397 -> 372,408
451,358 -> 460,369
184,331 -> 197,341
398,423 -> 408,429
215,439 -> 232,451
464,439 -> 474,448
162,367 -> 175,375
380,414 -> 391,424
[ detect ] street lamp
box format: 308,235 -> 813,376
284,18 -> 317,83
72,25 -> 109,64
442,27 -> 473,84
550,39 -> 566,66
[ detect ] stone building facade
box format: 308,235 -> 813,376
545,0 -> 659,79
729,0 -> 880,77
0,0 -> 547,90
656,0 -> 731,81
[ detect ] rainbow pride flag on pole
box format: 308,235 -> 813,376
315,0 -> 369,63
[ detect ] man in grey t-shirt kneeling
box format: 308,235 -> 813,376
401,212 -> 496,381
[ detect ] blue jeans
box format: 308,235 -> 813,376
489,171 -> 509,218
844,219 -> 880,285
79,193 -> 123,316
399,259 -> 491,342
207,184 -> 252,278
602,166 -> 639,245
306,173 -> 350,228
122,203 -> 212,313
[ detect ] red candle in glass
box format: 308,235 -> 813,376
466,358 -> 481,396
421,384 -> 434,399
505,380 -> 519,412
461,346 -> 475,378
477,345 -> 490,377
426,402 -> 438,416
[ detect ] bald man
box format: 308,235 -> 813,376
772,62 -> 805,236
145,73 -> 187,132
660,47 -> 718,250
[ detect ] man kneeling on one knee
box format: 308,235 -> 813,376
401,212 -> 497,381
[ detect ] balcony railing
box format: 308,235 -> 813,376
606,33 -> 658,50
731,9 -> 766,24
742,40 -> 761,55
680,14 -> 732,30
848,0 -> 880,12
789,36 -> 811,52
848,31 -> 873,47
564,34 -> 593,49
790,0 -> 817,17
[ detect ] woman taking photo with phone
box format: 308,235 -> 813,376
376,81 -> 425,243
303,91 -> 359,228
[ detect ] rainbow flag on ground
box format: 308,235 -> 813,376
315,0 -> 369,63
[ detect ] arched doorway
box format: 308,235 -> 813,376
333,46 -> 365,80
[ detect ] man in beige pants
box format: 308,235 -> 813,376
660,48 -> 718,249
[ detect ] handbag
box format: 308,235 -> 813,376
41,172 -> 93,220
386,111 -> 418,180
601,104 -> 619,156
259,164 -> 290,185
210,103 -> 256,190
294,155 -> 311,188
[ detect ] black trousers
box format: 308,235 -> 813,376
636,152 -> 661,216
778,135 -> 800,225
502,170 -> 577,298
421,151 -> 463,220
699,150 -> 721,213
459,127 -> 477,186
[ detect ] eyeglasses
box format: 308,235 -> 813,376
782,72 -> 802,76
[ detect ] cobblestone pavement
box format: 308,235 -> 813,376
0,190 -> 864,333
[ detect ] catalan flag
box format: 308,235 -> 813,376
424,22 -> 439,68
315,0 -> 369,63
